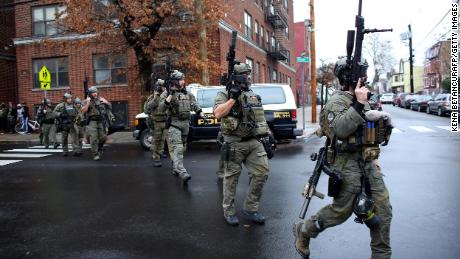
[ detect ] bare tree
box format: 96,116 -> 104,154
364,34 -> 396,90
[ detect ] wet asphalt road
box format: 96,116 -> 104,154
0,104 -> 459,259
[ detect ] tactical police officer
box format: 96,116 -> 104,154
144,79 -> 168,167
82,87 -> 112,161
293,58 -> 393,258
74,98 -> 85,152
40,99 -> 59,149
213,63 -> 270,226
54,93 -> 82,156
159,70 -> 203,183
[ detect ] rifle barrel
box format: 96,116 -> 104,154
364,28 -> 393,33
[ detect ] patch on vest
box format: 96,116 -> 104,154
327,112 -> 335,123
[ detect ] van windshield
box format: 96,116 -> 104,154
252,86 -> 286,105
196,88 -> 223,108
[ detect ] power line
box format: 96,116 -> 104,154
414,8 -> 450,48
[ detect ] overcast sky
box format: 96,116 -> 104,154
293,0 -> 453,68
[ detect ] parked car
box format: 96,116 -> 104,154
380,93 -> 394,104
393,93 -> 405,107
410,95 -> 433,112
133,84 -> 302,150
427,93 -> 452,116
401,93 -> 415,109
369,94 -> 382,111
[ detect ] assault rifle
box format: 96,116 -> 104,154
298,144 -> 342,219
164,56 -> 173,94
83,76 -> 89,99
343,0 -> 392,96
221,31 -> 247,90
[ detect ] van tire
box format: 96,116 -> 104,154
140,129 -> 152,151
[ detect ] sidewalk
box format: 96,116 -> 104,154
295,105 -> 321,138
0,131 -> 135,144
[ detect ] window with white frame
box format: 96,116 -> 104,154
272,69 -> 278,82
246,57 -> 254,79
32,5 -> 66,36
244,11 -> 253,39
255,20 -> 260,45
93,53 -> 127,85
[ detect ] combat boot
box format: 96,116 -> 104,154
293,222 -> 310,258
224,215 -> 239,226
53,143 -> 60,149
154,160 -> 162,167
93,154 -> 101,161
45,145 -> 49,149
241,209 -> 266,224
179,172 -> 191,184
63,152 -> 68,157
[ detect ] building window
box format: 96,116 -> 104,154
32,5 -> 66,36
283,0 -> 288,11
93,54 -> 127,85
288,76 -> 291,86
244,11 -> 253,39
246,57 -> 254,80
271,35 -> 276,50
33,57 -> 69,89
286,50 -> 291,64
255,20 -> 260,46
285,26 -> 289,38
267,66 -> 271,82
273,69 -> 278,82
256,62 -> 261,83
265,30 -> 270,50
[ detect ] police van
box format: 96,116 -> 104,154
133,84 -> 301,150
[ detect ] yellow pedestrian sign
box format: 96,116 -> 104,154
39,66 -> 51,90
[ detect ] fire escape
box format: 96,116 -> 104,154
266,0 -> 288,61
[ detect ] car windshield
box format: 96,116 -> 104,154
252,86 -> 286,105
196,88 -> 223,108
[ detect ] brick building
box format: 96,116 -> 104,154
424,40 -> 451,94
10,0 -> 296,128
0,0 -> 17,104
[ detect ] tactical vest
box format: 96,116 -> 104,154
221,90 -> 269,138
150,95 -> 167,122
170,92 -> 192,120
86,99 -> 104,117
42,107 -> 55,124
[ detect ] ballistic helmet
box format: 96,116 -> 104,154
170,70 -> 185,80
74,98 -> 82,104
156,79 -> 165,86
64,93 -> 72,99
234,63 -> 251,75
88,86 -> 98,93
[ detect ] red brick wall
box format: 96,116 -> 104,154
15,42 -> 142,126
0,0 -> 17,103
294,21 -> 309,104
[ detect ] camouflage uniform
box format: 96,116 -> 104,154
294,91 -> 392,259
144,90 -> 168,166
216,130 -> 225,180
74,98 -> 85,152
159,73 -> 201,182
54,101 -> 81,155
214,82 -> 270,221
82,91 -> 111,160
41,105 -> 57,148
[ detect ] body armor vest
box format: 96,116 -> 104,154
171,92 -> 192,120
221,90 -> 269,138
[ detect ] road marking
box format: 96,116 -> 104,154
0,160 -> 22,166
0,154 -> 51,158
28,146 -> 91,150
435,126 -> 452,131
409,126 -> 436,133
392,128 -> 403,133
5,149 -> 63,153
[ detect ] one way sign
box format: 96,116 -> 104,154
39,66 -> 51,90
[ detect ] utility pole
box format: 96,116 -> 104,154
196,0 -> 209,86
309,0 -> 317,123
408,24 -> 414,93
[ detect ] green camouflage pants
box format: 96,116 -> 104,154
41,123 -> 57,146
302,154 -> 392,259
166,121 -> 189,174
223,138 -> 269,217
61,124 -> 80,153
87,120 -> 106,157
151,122 -> 168,161
76,125 -> 85,151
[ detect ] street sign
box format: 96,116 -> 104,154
296,57 -> 310,63
39,66 -> 51,90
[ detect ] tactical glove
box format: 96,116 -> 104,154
228,85 -> 241,100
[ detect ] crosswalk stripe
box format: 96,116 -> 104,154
408,126 -> 436,133
28,146 -> 91,150
0,160 -> 22,166
0,154 -> 51,158
435,126 -> 451,131
6,149 -> 63,153
30,144 -> 92,149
